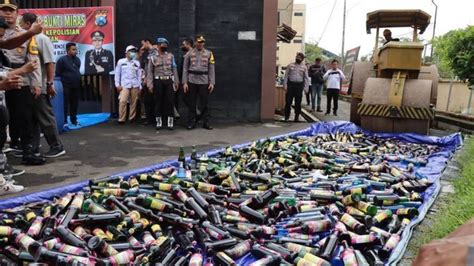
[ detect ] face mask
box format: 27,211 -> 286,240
295,58 -> 302,64
160,47 -> 167,52
181,46 -> 188,52
129,52 -> 136,60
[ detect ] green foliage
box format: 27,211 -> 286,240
433,26 -> 474,84
304,42 -> 323,63
410,138 -> 474,251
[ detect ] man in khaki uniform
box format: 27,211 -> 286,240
147,37 -> 179,130
0,0 -> 46,165
183,35 -> 215,130
283,52 -> 309,122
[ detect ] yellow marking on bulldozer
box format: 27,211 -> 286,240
388,71 -> 406,107
357,103 -> 433,120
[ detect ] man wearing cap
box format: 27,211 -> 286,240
85,30 -> 114,75
115,45 -> 141,124
0,0 -> 46,165
183,35 -> 215,130
283,52 -> 310,122
146,37 -> 179,130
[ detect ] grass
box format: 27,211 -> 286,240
410,137 -> 474,249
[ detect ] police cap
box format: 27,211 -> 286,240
91,31 -> 105,41
0,0 -> 18,10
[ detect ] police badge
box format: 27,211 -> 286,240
95,10 -> 108,27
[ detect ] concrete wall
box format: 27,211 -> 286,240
437,79 -> 474,116
116,0 -> 268,121
278,0 -> 294,26
277,3 -> 305,75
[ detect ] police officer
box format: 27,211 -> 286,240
146,37 -> 179,130
0,0 -> 46,165
283,52 -> 309,122
85,30 -> 114,75
183,35 -> 215,130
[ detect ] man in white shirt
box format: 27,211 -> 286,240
323,59 -> 345,116
115,45 -> 141,124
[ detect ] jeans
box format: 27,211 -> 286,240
310,83 -> 323,110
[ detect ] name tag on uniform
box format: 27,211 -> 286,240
101,56 -> 109,62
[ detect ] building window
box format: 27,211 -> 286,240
294,39 -> 302,43
277,11 -> 281,25
294,12 -> 303,16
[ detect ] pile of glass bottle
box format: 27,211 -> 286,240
0,132 -> 441,266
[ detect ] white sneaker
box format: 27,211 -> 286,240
156,117 -> 162,129
0,180 -> 24,195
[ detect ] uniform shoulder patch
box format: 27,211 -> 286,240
28,37 -> 39,55
209,52 -> 215,64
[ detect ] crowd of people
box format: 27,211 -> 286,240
282,53 -> 346,121
114,35 -> 216,131
0,0 -> 72,195
0,0 -> 218,195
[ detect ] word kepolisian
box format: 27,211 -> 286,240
0,132 -> 440,265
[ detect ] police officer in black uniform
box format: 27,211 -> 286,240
84,31 -> 114,75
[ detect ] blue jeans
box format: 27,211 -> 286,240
310,83 -> 323,110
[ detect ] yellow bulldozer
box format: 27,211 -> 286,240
350,10 -> 439,135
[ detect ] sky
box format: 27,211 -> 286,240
294,0 -> 474,57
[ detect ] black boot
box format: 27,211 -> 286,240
186,120 -> 196,130
22,146 -> 46,166
202,121 -> 213,130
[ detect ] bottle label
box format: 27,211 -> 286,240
0,226 -> 12,237
384,234 -> 401,250
303,253 -> 328,264
374,210 -> 392,223
158,183 -> 172,192
346,207 -> 365,217
58,243 -> 83,255
27,217 -> 43,237
225,240 -> 252,258
206,228 -> 223,240
151,224 -> 162,234
15,233 -> 35,250
342,249 -> 358,266
43,237 -> 60,249
351,233 -> 376,244
43,206 -> 52,218
128,236 -> 141,247
197,182 -> 215,193
143,232 -> 156,246
189,253 -> 204,266
105,243 -> 119,256
110,250 -> 134,264
307,220 -> 331,233
25,211 -> 36,222
341,214 -> 362,229
150,199 -> 166,211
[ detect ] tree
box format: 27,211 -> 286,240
433,26 -> 474,84
305,42 -> 323,63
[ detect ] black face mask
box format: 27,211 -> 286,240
295,59 -> 303,64
181,47 -> 189,52
160,47 -> 168,52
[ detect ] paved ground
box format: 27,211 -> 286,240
1,119 -> 309,200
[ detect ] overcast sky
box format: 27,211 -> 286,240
294,0 -> 474,57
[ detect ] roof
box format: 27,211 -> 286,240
366,9 -> 431,34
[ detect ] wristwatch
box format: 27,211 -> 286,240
46,81 -> 53,86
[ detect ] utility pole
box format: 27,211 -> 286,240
430,0 -> 438,59
341,0 -> 347,66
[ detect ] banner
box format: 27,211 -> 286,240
20,7 -> 115,75
341,46 -> 360,95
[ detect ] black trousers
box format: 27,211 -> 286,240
5,86 -> 34,151
153,79 -> 174,117
284,81 -> 304,120
0,104 -> 8,150
326,88 -> 340,113
187,83 -> 209,124
143,84 -> 155,124
32,94 -> 62,150
63,86 -> 80,124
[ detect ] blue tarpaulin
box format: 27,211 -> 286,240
0,121 -> 463,265
62,113 -> 111,132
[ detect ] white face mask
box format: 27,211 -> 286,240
129,52 -> 136,60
